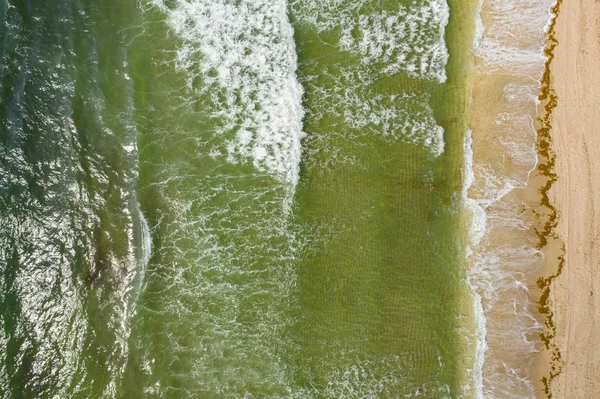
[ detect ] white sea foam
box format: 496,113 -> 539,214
285,0 -> 449,158
131,170 -> 323,395
290,0 -> 450,82
289,354 -> 454,398
131,197 -> 152,298
475,0 -> 554,75
152,0 -> 305,189
342,90 -> 445,156
298,62 -> 446,166
462,131 -> 487,399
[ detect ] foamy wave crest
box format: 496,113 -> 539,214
462,131 -> 487,399
151,0 -> 305,188
343,91 -> 445,156
299,63 -> 446,166
290,0 -> 449,82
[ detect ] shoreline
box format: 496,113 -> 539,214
465,0 -> 557,396
537,0 -> 600,396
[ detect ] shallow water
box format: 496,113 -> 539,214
466,0 -> 556,397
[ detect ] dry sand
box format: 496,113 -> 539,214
544,0 -> 600,396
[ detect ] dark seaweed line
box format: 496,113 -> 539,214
533,0 -> 564,397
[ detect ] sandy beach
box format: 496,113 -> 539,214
540,0 -> 600,397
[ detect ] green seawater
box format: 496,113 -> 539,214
0,0 -> 477,397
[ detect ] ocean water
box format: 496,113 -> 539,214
0,0 -> 550,397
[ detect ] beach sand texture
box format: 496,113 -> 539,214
546,0 -> 600,396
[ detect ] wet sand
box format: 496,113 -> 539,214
466,0 -> 554,395
542,0 -> 600,396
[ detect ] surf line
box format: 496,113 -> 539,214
532,0 -> 564,396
